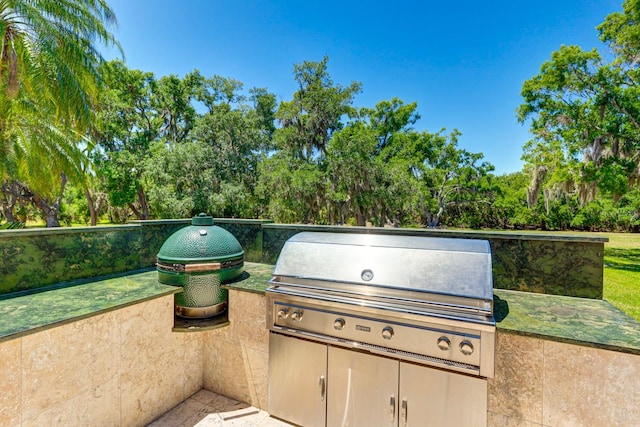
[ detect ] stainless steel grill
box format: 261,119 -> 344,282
266,232 -> 496,427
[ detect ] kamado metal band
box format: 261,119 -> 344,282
157,258 -> 244,273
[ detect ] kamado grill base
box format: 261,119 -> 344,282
175,302 -> 227,319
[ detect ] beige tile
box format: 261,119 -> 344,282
543,341 -> 640,427
215,341 -> 252,405
228,291 -> 269,353
191,389 -> 222,405
488,411 -> 543,427
234,319 -> 269,355
21,377 -> 120,427
204,394 -> 250,413
183,333 -> 205,399
243,346 -> 269,410
21,311 -> 119,420
203,331 -> 224,393
120,346 -> 185,427
118,295 -> 181,371
147,397 -> 209,427
189,413 -> 223,427
0,338 -> 21,427
487,332 -> 543,424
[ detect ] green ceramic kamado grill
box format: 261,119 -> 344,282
157,213 -> 244,318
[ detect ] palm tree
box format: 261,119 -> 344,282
0,0 -> 121,226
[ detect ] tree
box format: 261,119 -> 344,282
93,60 -> 160,221
385,129 -> 493,228
275,55 -> 362,161
326,123 -> 383,226
0,0 -> 120,226
259,57 -> 361,223
518,0 -> 640,214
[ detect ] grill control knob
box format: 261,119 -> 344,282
291,310 -> 304,322
277,308 -> 289,319
334,318 -> 346,330
436,336 -> 451,351
382,326 -> 394,340
460,340 -> 474,356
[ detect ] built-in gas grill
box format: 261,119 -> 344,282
266,232 -> 496,427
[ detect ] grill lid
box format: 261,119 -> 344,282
157,213 -> 244,264
272,232 -> 493,303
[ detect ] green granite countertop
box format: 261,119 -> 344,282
4,262 -> 637,357
0,270 -> 179,342
495,289 -> 640,355
223,262 -> 273,293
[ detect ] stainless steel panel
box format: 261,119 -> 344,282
480,329 -> 495,378
271,300 -> 483,368
327,347 -> 399,427
268,334 -> 327,427
399,362 -> 487,427
267,284 -> 493,323
273,232 -> 493,301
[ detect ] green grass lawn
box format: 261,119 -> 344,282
600,232 -> 640,321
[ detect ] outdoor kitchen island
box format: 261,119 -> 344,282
1,223 -> 639,426
194,259 -> 640,427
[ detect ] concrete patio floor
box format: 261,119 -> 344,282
147,389 -> 294,427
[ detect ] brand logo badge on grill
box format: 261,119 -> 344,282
355,325 -> 371,332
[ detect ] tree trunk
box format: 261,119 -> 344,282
36,173 -> 67,227
129,185 -> 150,220
84,187 -> 97,226
0,184 -> 17,222
4,174 -> 67,227
45,208 -> 61,227
137,185 -> 150,220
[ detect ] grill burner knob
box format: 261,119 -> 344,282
460,340 -> 474,356
382,326 -> 394,340
334,318 -> 345,330
277,308 -> 289,319
291,310 -> 304,322
436,336 -> 451,351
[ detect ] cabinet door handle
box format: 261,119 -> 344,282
319,375 -> 326,401
389,395 -> 396,425
401,398 -> 408,427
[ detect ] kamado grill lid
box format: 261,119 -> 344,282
157,213 -> 244,265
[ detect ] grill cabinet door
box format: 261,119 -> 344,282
399,362 -> 487,427
268,333 -> 327,427
327,346 -> 399,427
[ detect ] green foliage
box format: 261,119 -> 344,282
0,1 -> 121,227
518,0 -> 640,222
4,2 -> 638,232
602,231 -> 640,321
275,55 -> 362,160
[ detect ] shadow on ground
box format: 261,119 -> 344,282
604,247 -> 640,273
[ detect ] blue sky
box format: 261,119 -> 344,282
104,0 -> 621,174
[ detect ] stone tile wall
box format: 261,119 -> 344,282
2,288 -> 638,426
0,220 -> 606,298
488,332 -> 640,426
204,290 -> 640,426
0,222 -> 186,296
0,295 -> 203,427
202,289 -> 269,410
